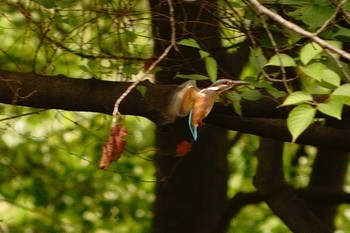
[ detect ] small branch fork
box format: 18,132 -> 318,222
112,0 -> 177,121
246,0 -> 350,62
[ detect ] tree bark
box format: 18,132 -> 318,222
2,70 -> 350,151
150,1 -> 236,232
153,122 -> 231,233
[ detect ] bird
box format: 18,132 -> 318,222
168,79 -> 249,140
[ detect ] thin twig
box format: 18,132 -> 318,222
313,0 -> 347,35
246,0 -> 350,61
325,50 -> 350,82
0,110 -> 47,122
112,0 -> 177,119
242,17 -> 280,82
261,18 -> 292,93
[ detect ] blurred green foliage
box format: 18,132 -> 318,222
0,108 -> 156,232
0,0 -> 350,232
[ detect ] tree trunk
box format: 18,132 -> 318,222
153,122 -> 231,233
150,1 -> 235,232
307,120 -> 350,232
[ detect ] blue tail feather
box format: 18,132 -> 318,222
188,109 -> 198,141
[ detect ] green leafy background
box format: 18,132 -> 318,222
1,0 -> 350,232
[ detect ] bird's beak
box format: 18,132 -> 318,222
220,80 -> 249,92
232,80 -> 250,86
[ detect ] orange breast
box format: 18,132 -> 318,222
191,92 -> 215,127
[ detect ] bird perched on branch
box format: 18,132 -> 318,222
168,79 -> 249,140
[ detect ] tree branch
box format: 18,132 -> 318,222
207,115 -> 350,151
254,138 -> 328,233
246,0 -> 350,61
0,70 -> 174,124
1,70 -> 350,151
217,188 -> 350,231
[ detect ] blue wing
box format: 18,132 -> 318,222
188,109 -> 198,141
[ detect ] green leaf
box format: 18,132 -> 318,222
334,26 -> 350,39
332,83 -> 350,97
250,47 -> 267,67
205,56 -> 218,82
287,104 -> 316,143
317,98 -> 343,120
320,69 -> 341,89
226,91 -> 242,116
136,85 -> 147,97
178,38 -> 200,48
253,80 -> 286,98
175,74 -> 209,80
300,42 -> 323,65
241,90 -> 263,101
297,6 -> 335,28
199,50 -> 209,58
125,30 -> 137,42
267,88 -> 287,99
78,65 -> 92,73
265,54 -> 296,67
254,80 -> 273,88
34,0 -> 57,8
281,91 -> 313,106
331,83 -> 350,105
244,76 -> 258,84
298,62 -> 326,81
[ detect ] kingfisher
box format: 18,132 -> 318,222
168,79 -> 249,140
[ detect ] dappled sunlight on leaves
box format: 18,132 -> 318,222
0,105 -> 156,232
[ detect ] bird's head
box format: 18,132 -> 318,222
205,79 -> 249,93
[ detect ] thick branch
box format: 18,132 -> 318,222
0,70 -> 174,124
217,189 -> 350,231
1,70 -> 350,151
254,138 -> 328,233
208,115 -> 350,151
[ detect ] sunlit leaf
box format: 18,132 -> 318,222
320,69 -> 341,89
300,42 -> 323,65
265,54 -> 296,67
205,56 -> 218,82
287,104 -> 316,143
317,98 -> 343,120
298,62 -> 325,81
199,50 -> 209,58
281,91 -> 313,106
331,83 -> 350,105
178,38 -> 200,48
332,83 -> 350,97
